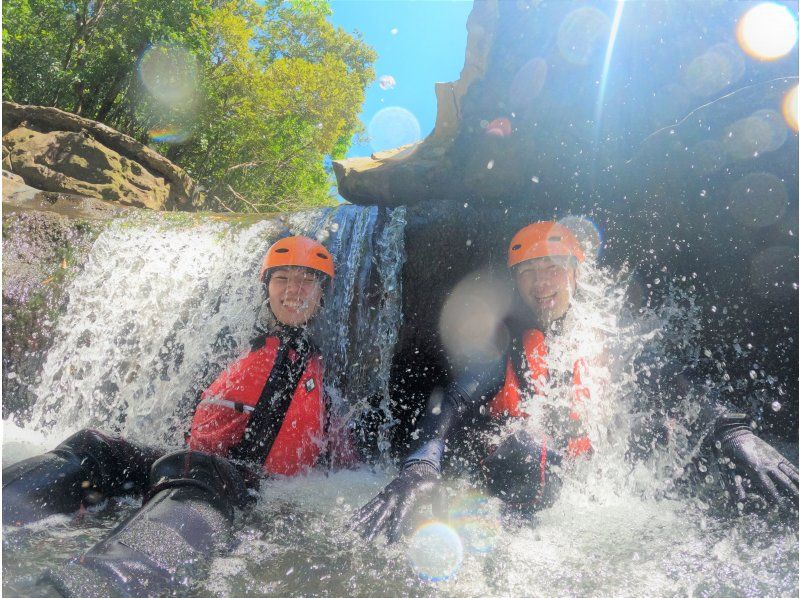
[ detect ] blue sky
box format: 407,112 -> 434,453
328,1 -> 473,158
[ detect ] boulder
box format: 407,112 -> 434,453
334,0 -> 798,212
332,0 -> 798,442
2,102 -> 201,210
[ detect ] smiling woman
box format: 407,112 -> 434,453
268,268 -> 325,327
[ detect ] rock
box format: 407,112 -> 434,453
3,170 -> 130,221
332,0 -> 798,441
334,0 -> 797,212
2,102 -> 201,210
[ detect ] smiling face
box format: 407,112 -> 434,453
513,256 -> 577,329
267,266 -> 324,327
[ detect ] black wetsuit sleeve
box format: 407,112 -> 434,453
403,354 -> 507,472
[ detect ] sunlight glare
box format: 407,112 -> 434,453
737,3 -> 798,61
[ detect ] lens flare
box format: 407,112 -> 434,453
439,271 -> 512,370
723,110 -> 788,160
689,140 -> 726,175
557,7 -> 611,66
737,2 -> 798,61
408,521 -> 464,581
367,107 -> 421,155
448,493 -> 502,554
728,172 -> 788,228
509,58 -> 548,111
683,43 -> 745,97
750,246 -> 796,299
139,44 -> 199,144
558,215 -> 603,261
378,75 -> 396,90
148,126 -> 190,144
138,45 -> 199,108
782,85 -> 798,132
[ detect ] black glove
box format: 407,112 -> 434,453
714,415 -> 799,509
482,431 -> 563,509
353,461 -> 444,543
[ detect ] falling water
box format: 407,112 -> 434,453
3,211 -> 797,596
15,205 -> 405,453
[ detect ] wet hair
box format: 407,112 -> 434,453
262,266 -> 329,288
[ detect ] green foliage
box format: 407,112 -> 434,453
3,0 -> 376,212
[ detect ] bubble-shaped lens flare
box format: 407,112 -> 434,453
558,215 -> 603,261
557,7 -> 611,66
378,75 -> 396,90
408,521 -> 464,582
750,245 -> 797,299
689,139 -> 727,175
728,172 -> 788,228
139,44 -> 199,144
448,493 -> 502,554
782,85 -> 798,132
723,109 -> 788,160
139,44 -> 199,108
682,43 -> 745,97
439,271 -> 512,370
367,106 -> 421,156
509,57 -> 548,111
737,2 -> 798,61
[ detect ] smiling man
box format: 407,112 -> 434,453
355,220 -> 799,542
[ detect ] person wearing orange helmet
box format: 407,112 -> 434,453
3,235 -> 355,595
356,220 -> 798,543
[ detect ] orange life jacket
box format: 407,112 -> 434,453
188,336 -> 326,476
488,328 -> 593,458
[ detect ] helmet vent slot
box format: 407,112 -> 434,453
548,235 -> 562,242
511,243 -> 522,251
317,253 -> 329,259
275,248 -> 289,253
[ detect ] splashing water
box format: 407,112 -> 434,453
3,218 -> 797,596
17,205 -> 405,453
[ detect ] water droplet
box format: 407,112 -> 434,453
771,400 -> 782,412
531,176 -> 540,183
487,160 -> 495,170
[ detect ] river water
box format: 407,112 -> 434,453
3,206 -> 797,596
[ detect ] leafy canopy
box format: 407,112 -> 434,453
3,0 -> 376,212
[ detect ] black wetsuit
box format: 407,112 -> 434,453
1,327 -> 328,596
401,318 -> 787,511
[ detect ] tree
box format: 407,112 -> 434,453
2,0 -> 376,212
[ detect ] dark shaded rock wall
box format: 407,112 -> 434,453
335,0 -> 798,447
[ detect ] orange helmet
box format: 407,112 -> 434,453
259,235 -> 334,281
507,221 -> 585,268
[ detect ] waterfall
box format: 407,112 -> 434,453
24,205 -> 406,451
